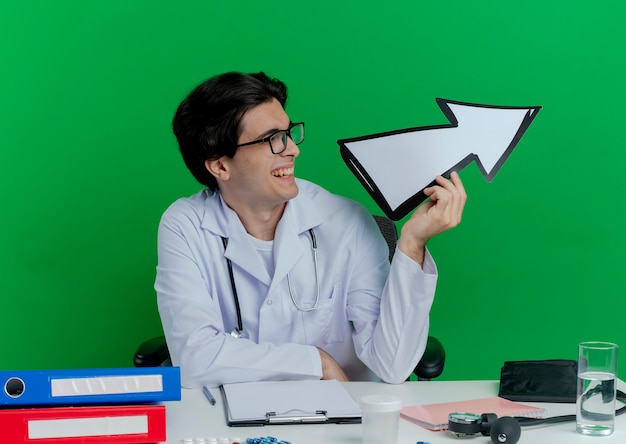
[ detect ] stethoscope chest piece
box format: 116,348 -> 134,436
448,412 -> 521,444
448,412 -> 484,437
230,327 -> 248,339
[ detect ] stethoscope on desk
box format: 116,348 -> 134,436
448,388 -> 626,444
221,228 -> 320,339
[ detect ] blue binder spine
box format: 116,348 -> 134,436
0,366 -> 181,406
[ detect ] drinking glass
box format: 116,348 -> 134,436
576,341 -> 619,436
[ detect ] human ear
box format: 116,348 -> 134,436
205,158 -> 230,181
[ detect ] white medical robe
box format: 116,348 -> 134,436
155,179 -> 437,387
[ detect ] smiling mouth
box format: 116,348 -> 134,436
271,167 -> 294,177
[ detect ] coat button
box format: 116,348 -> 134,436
266,299 -> 273,305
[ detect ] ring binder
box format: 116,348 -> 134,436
0,367 -> 181,406
266,410 -> 328,424
0,404 -> 166,443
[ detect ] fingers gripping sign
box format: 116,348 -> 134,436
398,172 -> 467,266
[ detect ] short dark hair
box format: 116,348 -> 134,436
172,72 -> 288,190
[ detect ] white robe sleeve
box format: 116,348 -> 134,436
346,215 -> 437,384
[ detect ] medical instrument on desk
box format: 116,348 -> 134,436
448,389 -> 626,444
179,438 -> 289,444
179,439 -> 244,444
246,438 -> 291,444
222,228 -> 320,339
448,413 -> 520,443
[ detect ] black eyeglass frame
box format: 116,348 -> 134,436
235,122 -> 305,154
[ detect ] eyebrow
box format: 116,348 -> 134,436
253,121 -> 293,140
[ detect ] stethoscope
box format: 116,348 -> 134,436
221,228 -> 320,339
448,387 -> 626,444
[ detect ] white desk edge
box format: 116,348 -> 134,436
163,379 -> 626,444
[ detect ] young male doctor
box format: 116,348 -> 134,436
155,71 -> 467,388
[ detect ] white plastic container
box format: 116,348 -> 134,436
359,394 -> 402,444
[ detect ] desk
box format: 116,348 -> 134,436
163,380 -> 626,443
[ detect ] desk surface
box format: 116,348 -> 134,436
164,380 -> 626,443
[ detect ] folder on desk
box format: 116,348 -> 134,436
0,404 -> 166,444
220,380 -> 361,426
0,366 -> 181,406
401,396 -> 545,431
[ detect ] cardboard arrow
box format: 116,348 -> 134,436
338,98 -> 542,220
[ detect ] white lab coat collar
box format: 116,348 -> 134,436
198,182 -> 324,289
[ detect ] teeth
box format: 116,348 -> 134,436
272,167 -> 294,177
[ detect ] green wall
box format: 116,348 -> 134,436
2,1 -> 625,380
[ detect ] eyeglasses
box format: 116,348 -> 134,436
236,122 -> 305,154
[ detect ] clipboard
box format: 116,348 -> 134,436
220,380 -> 362,427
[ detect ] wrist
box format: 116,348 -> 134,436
397,236 -> 426,266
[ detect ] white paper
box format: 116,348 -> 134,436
222,380 -> 360,422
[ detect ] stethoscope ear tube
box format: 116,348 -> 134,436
221,236 -> 244,335
222,229 -> 320,339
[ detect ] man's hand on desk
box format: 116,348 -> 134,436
319,348 -> 350,382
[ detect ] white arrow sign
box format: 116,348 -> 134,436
338,98 -> 542,220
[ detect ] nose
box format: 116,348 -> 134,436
281,136 -> 300,157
